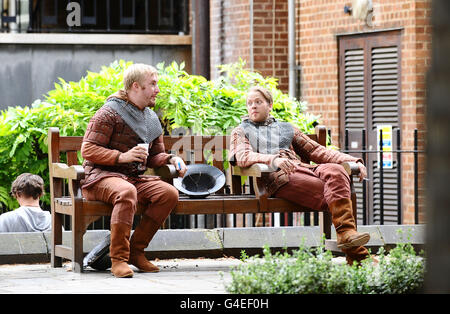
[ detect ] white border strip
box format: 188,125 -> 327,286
0,33 -> 192,45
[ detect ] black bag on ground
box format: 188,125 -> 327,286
83,233 -> 112,271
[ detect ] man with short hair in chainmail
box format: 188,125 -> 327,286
81,63 -> 187,278
229,86 -> 371,265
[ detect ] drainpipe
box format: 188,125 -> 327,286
249,0 -> 254,70
288,0 -> 296,98
192,0 -> 210,79
8,0 -> 18,33
219,0 -> 224,65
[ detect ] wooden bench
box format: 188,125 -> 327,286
48,125 -> 359,273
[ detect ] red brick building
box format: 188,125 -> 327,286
209,0 -> 431,225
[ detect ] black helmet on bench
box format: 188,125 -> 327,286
173,164 -> 226,199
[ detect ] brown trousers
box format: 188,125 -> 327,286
274,163 -> 351,211
82,176 -> 179,226
274,163 -> 370,264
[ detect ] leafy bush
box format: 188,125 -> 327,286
0,59 -> 320,211
155,59 -> 319,135
44,60 -> 129,115
225,242 -> 424,294
0,102 -> 90,208
0,60 -> 130,209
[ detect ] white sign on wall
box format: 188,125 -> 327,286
377,125 -> 393,169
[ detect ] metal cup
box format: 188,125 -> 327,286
137,143 -> 149,171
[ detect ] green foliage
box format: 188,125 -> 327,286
0,59 -> 320,210
156,59 -> 320,135
0,60 -> 130,209
44,60 -> 131,115
225,241 -> 424,294
0,102 -> 88,207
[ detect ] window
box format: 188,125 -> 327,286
24,0 -> 189,34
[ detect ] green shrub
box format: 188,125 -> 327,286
155,59 -> 319,135
0,60 -> 320,211
225,242 -> 424,294
0,101 -> 89,208
44,60 -> 129,115
0,60 -> 130,210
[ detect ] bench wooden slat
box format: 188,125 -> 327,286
59,136 -> 83,152
54,245 -> 73,260
56,195 -> 260,215
223,197 -> 259,213
266,198 -> 320,213
163,136 -> 230,151
54,201 -> 76,216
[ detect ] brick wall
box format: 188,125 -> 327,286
210,0 -> 289,92
297,0 -> 431,224
210,0 -> 251,79
253,0 -> 289,91
209,0 -> 430,224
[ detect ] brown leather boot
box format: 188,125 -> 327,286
110,223 -> 134,278
329,198 -> 370,249
128,215 -> 160,273
342,246 -> 370,266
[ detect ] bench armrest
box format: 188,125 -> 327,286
51,163 -> 85,180
53,163 -> 179,182
233,161 -> 361,178
231,163 -> 276,177
145,164 -> 178,178
340,161 -> 360,176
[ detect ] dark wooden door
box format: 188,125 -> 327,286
339,30 -> 402,224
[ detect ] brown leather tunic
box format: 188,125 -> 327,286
81,104 -> 172,189
229,119 -> 362,196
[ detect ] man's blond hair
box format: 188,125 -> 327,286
248,86 -> 273,105
123,63 -> 158,91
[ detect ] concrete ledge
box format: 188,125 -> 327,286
220,226 -> 325,257
146,228 -> 224,259
0,232 -> 50,264
326,224 -> 425,253
223,226 -> 322,248
0,225 -> 425,264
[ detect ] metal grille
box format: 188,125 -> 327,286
371,45 -> 400,224
344,49 -> 365,131
21,0 -> 189,34
343,48 -> 365,223
371,47 -> 400,128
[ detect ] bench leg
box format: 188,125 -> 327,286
72,234 -> 84,273
72,202 -> 84,273
51,212 -> 63,268
319,211 -> 332,240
